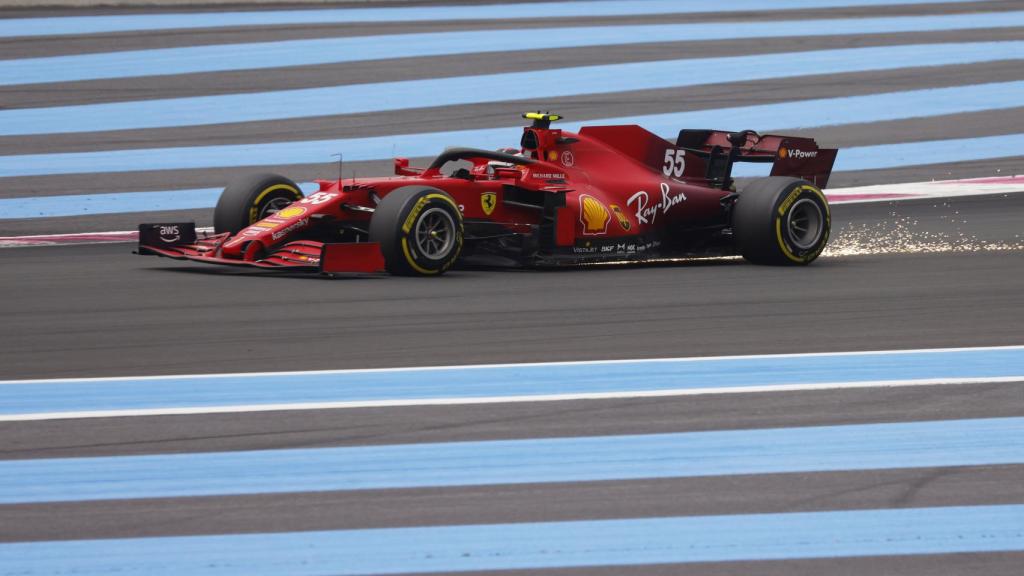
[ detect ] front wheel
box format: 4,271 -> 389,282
732,177 -> 830,265
368,186 -> 464,276
213,173 -> 304,234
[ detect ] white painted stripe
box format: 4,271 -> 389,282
826,177 -> 1024,203
4,344 -> 1023,385
0,227 -> 214,248
2,376 -> 1020,422
0,174 -> 1020,248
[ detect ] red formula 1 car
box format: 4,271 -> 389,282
138,113 -> 837,275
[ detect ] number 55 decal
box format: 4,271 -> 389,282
300,192 -> 338,205
662,148 -> 685,178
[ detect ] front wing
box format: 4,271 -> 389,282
136,223 -> 385,274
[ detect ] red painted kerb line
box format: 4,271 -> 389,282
0,231 -> 138,246
825,193 -> 919,203
2,176 -> 1022,247
0,193 -> 980,246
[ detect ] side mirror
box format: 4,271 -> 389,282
394,157 -> 421,176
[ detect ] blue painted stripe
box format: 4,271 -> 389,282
1,79 -> 1022,189
0,187 -> 223,219
4,12 -> 1021,86
2,41 -> 1021,136
3,134 -> 1024,219
1,348 -> 1021,416
836,134 -> 1024,171
0,182 -> 321,219
1,505 -> 1021,574
734,133 -> 1024,176
0,0 -> 987,39
0,417 -> 1021,504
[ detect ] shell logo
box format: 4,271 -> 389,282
276,206 -> 307,218
778,147 -> 788,159
580,194 -> 610,235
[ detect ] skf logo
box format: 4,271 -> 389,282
480,192 -> 497,216
609,204 -> 631,231
580,194 -> 610,235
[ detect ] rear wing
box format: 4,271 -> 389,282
677,129 -> 838,189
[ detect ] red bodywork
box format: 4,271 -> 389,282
138,121 -> 836,273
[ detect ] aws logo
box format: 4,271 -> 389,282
580,194 -> 610,235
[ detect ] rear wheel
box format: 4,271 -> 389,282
369,186 -> 463,276
733,176 -> 830,265
214,173 -> 304,234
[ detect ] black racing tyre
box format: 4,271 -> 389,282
369,186 -> 464,276
733,177 -> 830,265
213,173 -> 304,234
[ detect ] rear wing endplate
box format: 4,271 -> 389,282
677,129 -> 838,189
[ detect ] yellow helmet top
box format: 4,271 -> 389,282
523,111 -> 562,128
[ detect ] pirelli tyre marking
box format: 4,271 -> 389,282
733,177 -> 830,266
248,183 -> 303,225
371,188 -> 464,276
401,194 -> 462,275
215,173 -> 305,235
774,184 -> 830,264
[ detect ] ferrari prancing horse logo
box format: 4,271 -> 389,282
480,192 -> 497,216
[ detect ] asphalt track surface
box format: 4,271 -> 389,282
1,193 -> 1022,380
2,194 -> 1023,574
1,2 -> 1023,575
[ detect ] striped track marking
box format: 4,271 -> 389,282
744,133 -> 1024,173
0,230 -> 138,247
0,377 -> 1019,419
3,41 -> 1021,136
0,175 -> 1019,247
0,6 -> 1019,575
2,80 -> 1022,180
1,346 -> 1021,421
826,175 -> 1024,203
0,0 -> 986,38
4,12 -> 1022,86
11,168 -> 1019,216
0,505 -> 1021,574
1,417 -> 1021,504
0,183 -> 322,220
0,228 -> 212,248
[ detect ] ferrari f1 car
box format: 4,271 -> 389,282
138,113 -> 837,275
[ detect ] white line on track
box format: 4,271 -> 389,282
4,344 -> 1023,385
825,175 -> 1024,204
2,376 -> 1021,422
1,176 -> 1020,247
2,345 -> 1022,421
